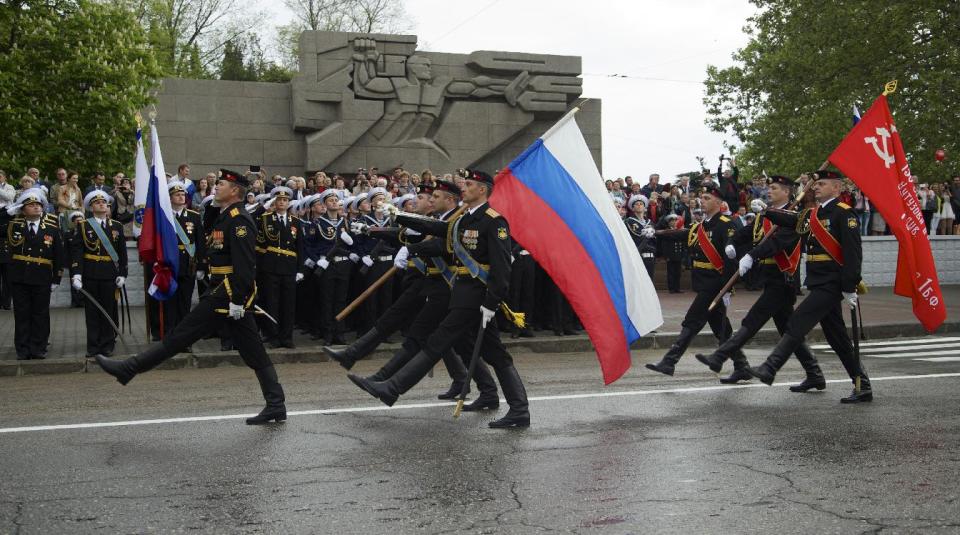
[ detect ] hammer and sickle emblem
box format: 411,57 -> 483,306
864,125 -> 897,168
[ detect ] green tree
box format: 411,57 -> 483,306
0,0 -> 163,177
704,0 -> 960,182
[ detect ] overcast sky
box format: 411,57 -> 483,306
258,0 -> 757,180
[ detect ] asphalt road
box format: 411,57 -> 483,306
2,336 -> 960,534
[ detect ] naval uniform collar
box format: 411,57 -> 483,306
467,202 -> 487,216
318,215 -> 342,225
819,197 -> 837,209
439,207 -> 457,221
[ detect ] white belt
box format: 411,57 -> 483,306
376,255 -> 393,262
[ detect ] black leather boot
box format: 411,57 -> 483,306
96,344 -> 172,385
463,358 -> 499,410
246,366 -> 287,425
790,342 -> 826,392
695,326 -> 752,373
840,375 -> 873,403
368,345 -> 415,382
348,350 -> 437,407
323,327 -> 384,370
438,349 -> 468,400
645,327 -> 695,376
719,350 -> 752,384
747,333 -> 801,386
488,365 -> 530,428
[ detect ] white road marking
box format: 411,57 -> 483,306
914,357 -> 960,362
810,336 -> 960,350
866,350 -> 960,359
858,343 -> 960,354
2,372 -> 960,435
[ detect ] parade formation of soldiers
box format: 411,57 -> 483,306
2,165 -> 872,431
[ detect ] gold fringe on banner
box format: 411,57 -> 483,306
500,303 -> 526,329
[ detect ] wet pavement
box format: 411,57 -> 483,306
2,337 -> 960,533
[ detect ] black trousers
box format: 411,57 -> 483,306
157,290 -> 273,371
260,272 -> 296,344
84,278 -> 119,356
0,263 -> 11,309
681,283 -> 732,342
11,282 -> 51,358
641,256 -> 655,279
375,277 -> 426,335
785,285 -> 865,380
426,307 -> 515,372
161,275 -> 196,335
666,260 -> 682,292
740,274 -> 797,335
362,260 -> 394,332
319,260 -> 352,339
509,255 -> 536,327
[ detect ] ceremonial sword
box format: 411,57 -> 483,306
77,287 -> 124,341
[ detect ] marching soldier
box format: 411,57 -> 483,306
71,190 -> 127,358
625,194 -> 656,278
694,175 -> 825,387
326,180 -> 500,407
742,171 -> 871,403
97,169 -> 287,425
646,184 -> 741,376
348,170 -> 531,429
255,186 -> 305,348
163,181 -> 206,333
6,190 -> 65,359
304,189 -> 356,345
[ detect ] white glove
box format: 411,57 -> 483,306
725,244 -> 737,259
722,293 -> 732,308
348,253 -> 360,263
304,258 -> 316,269
750,199 -> 767,213
738,254 -> 754,276
72,275 -> 82,290
115,276 -> 125,288
339,230 -> 354,245
318,257 -> 330,270
480,306 -> 496,328
50,283 -> 58,291
361,255 -> 374,267
350,221 -> 368,234
843,291 -> 858,308
641,226 -> 655,238
393,246 -> 409,269
228,302 -> 244,320
382,203 -> 398,216
196,270 -> 205,281
404,228 -> 421,236
295,273 -> 304,283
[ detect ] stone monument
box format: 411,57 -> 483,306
153,31 -> 600,176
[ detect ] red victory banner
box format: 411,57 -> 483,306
828,87 -> 946,332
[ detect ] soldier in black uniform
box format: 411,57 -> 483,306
743,171 -> 871,403
508,239 -> 536,338
163,181 -> 206,334
625,194 -> 656,278
647,184 -> 740,376
6,190 -> 65,359
327,180 -> 501,407
97,169 -> 287,424
255,186 -> 305,348
656,213 -> 686,293
348,170 -> 530,429
304,189 -> 356,344
693,175 -> 825,387
71,190 -> 128,358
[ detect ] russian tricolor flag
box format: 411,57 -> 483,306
491,110 -> 663,384
138,123 -> 180,300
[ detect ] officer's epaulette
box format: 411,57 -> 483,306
186,208 -> 199,216
11,216 -> 23,223
836,202 -> 851,210
229,207 -> 241,217
485,207 -> 501,218
719,215 -> 731,223
291,215 -> 303,223
263,210 -> 275,217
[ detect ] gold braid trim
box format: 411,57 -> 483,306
500,303 -> 526,329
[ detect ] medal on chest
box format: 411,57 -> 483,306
461,229 -> 479,250
211,230 -> 225,249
